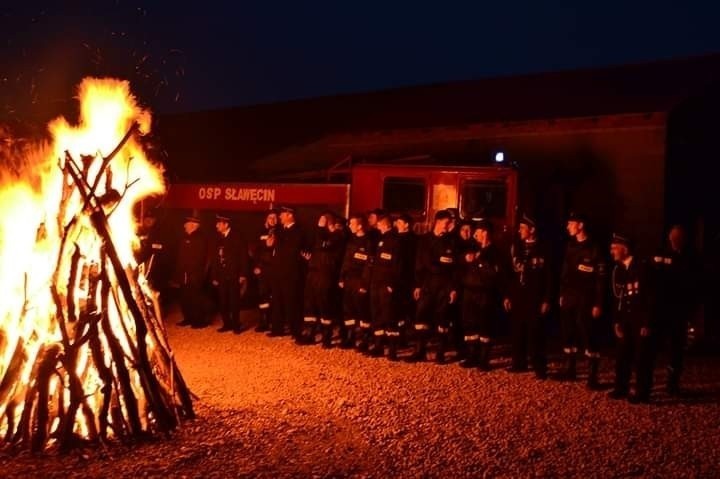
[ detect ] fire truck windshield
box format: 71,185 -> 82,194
460,180 -> 507,219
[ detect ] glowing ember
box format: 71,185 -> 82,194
0,78 -> 193,452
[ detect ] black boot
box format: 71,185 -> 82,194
459,343 -> 478,368
255,310 -> 269,332
405,339 -> 427,363
478,342 -> 492,371
340,327 -> 355,349
558,353 -> 577,381
387,337 -> 399,361
587,357 -> 601,390
666,367 -> 681,396
368,335 -> 384,357
357,330 -> 370,353
435,336 -> 447,365
321,326 -> 333,349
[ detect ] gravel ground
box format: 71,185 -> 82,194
2,308 -> 720,478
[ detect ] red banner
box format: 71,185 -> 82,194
163,182 -> 350,212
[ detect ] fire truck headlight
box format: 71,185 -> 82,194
494,152 -> 505,163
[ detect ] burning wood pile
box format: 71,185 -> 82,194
0,78 -> 193,452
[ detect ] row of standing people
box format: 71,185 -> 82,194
172,206 -> 698,405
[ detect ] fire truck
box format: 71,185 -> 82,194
162,163 -> 518,238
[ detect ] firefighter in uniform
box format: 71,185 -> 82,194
365,214 -> 403,359
251,209 -> 278,332
608,233 -> 656,403
394,213 -> 417,345
408,210 -> 459,364
210,214 -> 249,333
504,213 -> 553,378
174,215 -> 209,328
459,219 -> 505,370
366,208 -> 385,249
269,206 -> 306,338
136,210 -> 165,292
300,212 -> 345,346
339,214 -> 373,349
652,225 -> 698,395
558,212 -> 607,388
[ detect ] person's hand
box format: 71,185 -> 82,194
253,267 -> 262,275
359,287 -> 367,294
266,236 -> 275,247
449,290 -> 458,304
413,288 -> 421,301
465,252 -> 474,263
212,280 -> 219,287
540,302 -> 550,315
559,296 -> 565,308
239,276 -> 247,285
640,327 -> 650,337
592,306 -> 602,319
302,251 -> 312,261
614,323 -> 624,339
387,286 -> 393,293
338,281 -> 344,289
503,298 -> 512,312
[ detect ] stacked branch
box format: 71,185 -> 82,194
0,125 -> 194,452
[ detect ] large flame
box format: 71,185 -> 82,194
0,78 -> 179,450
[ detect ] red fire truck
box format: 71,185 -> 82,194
163,163 -> 518,237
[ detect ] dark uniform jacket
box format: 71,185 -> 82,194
340,233 -> 374,287
174,230 -> 208,287
461,243 -> 506,298
508,239 -> 553,304
395,231 -> 418,288
270,223 -> 305,281
415,232 -> 459,290
308,227 -> 346,279
365,230 -> 402,290
560,237 -> 607,306
651,247 -> 697,310
252,227 -> 276,273
210,229 -> 249,283
611,258 -> 654,329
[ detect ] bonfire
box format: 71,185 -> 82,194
0,78 -> 193,452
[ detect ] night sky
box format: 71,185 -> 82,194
2,1 -> 720,118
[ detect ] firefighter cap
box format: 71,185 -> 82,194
445,208 -> 460,220
567,211 -> 588,225
279,205 -> 296,215
215,214 -> 231,223
434,210 -> 453,221
611,232 -> 633,249
184,215 -> 201,224
473,218 -> 494,233
519,212 -> 537,228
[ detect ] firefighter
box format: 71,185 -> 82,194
135,209 -> 165,291
652,225 -> 699,396
269,206 -> 306,338
504,213 -> 553,379
210,214 -> 249,334
456,219 -> 474,253
459,219 -> 505,370
299,212 -> 345,346
452,217 -> 475,358
339,214 -> 373,349
408,210 -> 459,364
173,215 -> 209,328
252,209 -> 278,333
394,213 -> 417,345
608,233 -> 656,403
365,214 -> 403,359
558,212 -> 607,389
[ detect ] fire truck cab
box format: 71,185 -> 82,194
350,163 -> 518,235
